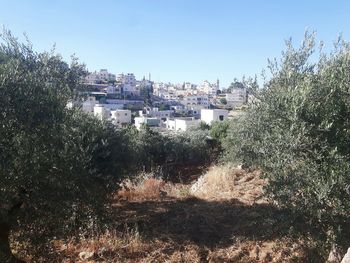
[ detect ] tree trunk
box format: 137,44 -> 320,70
0,201 -> 26,263
327,243 -> 344,263
0,220 -> 24,262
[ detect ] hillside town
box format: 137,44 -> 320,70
70,68 -> 253,131
3,0 -> 350,260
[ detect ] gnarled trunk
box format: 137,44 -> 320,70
0,202 -> 25,263
327,243 -> 344,263
0,220 -> 15,262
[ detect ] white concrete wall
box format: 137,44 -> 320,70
140,108 -> 173,118
102,103 -> 124,110
111,110 -> 131,125
94,104 -> 110,120
106,86 -> 121,94
175,119 -> 199,131
82,97 -> 97,113
166,118 -> 200,131
182,95 -> 209,106
166,119 -> 176,130
134,117 -> 160,130
201,109 -> 228,125
226,88 -> 247,107
134,117 -> 144,130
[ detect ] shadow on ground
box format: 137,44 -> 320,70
110,197 -> 313,250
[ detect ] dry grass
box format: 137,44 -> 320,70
116,172 -> 167,201
115,171 -> 193,201
190,164 -> 266,203
49,228 -> 205,262
13,165 -> 323,262
50,227 -> 146,262
116,165 -> 266,203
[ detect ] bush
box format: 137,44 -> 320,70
121,126 -> 215,176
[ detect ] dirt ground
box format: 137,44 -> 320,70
14,166 -> 323,262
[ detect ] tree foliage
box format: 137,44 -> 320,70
223,32 -> 350,241
219,98 -> 227,105
0,29 -> 125,261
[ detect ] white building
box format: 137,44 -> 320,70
139,107 -> 173,119
175,89 -> 189,97
117,73 -> 138,95
117,73 -> 136,86
162,92 -> 178,100
170,105 -> 185,112
122,84 -> 140,96
165,117 -> 200,132
99,69 -> 116,82
93,104 -> 111,120
184,82 -> 194,90
226,88 -> 247,107
102,103 -> 124,111
111,109 -> 131,126
82,96 -> 98,113
201,109 -> 228,125
85,69 -> 116,84
187,105 -> 206,116
106,85 -> 121,95
153,82 -> 168,97
85,73 -> 99,85
197,80 -> 219,96
134,116 -> 161,130
181,95 -> 209,107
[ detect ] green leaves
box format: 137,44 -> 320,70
223,32 -> 350,238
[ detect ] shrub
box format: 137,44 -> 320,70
121,126 -> 215,176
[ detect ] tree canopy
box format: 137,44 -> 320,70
223,32 -> 350,243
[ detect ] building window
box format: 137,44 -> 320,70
219,115 -> 224,121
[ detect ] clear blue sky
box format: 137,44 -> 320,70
1,0 -> 350,87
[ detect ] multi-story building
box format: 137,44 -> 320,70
99,69 -> 116,82
117,73 -> 138,95
184,82 -> 194,90
85,69 -> 116,84
137,78 -> 153,97
226,87 -> 247,107
153,82 -> 168,97
197,80 -> 219,96
85,72 -> 100,85
106,85 -> 122,95
181,95 -> 209,107
162,92 -> 178,100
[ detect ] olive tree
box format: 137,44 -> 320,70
0,30 -> 124,261
224,32 -> 350,246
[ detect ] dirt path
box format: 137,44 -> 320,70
15,166 -> 323,262
100,166 -> 319,262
